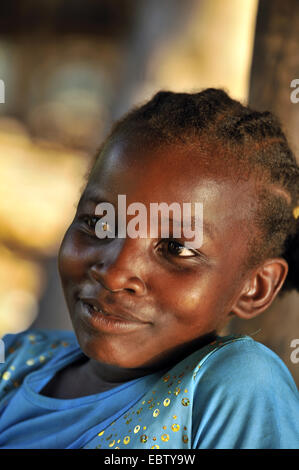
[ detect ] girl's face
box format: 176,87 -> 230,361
59,133 -> 257,369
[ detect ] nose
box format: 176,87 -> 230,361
89,238 -> 147,296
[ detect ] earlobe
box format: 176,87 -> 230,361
231,258 -> 289,320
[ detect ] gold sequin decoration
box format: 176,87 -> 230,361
153,409 -> 160,417
134,425 -> 140,434
161,434 -> 169,442
2,371 -> 11,381
123,436 -> 130,445
181,397 -> 190,406
163,398 -> 170,407
109,440 -> 115,447
182,435 -> 189,444
171,424 -> 180,432
174,387 -> 181,396
163,375 -> 170,382
151,445 -> 160,449
140,434 -> 148,443
98,430 -> 104,436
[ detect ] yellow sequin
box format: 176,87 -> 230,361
163,398 -> 170,407
171,424 -> 180,432
174,387 -> 181,396
161,434 -> 169,442
123,436 -> 130,445
151,445 -> 160,449
181,397 -> 190,406
98,430 -> 104,436
109,440 -> 115,447
163,375 -> 170,382
153,409 -> 160,417
140,434 -> 148,443
182,435 -> 189,443
2,371 -> 11,381
134,425 -> 140,434
26,359 -> 34,366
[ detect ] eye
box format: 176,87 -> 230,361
81,215 -> 99,231
80,215 -> 115,238
157,239 -> 198,258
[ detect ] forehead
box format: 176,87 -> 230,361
88,134 -> 256,210
83,135 -> 259,250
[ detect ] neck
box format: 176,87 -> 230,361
83,331 -> 217,386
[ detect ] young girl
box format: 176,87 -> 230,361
0,88 -> 298,449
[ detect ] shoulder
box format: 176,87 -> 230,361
1,328 -> 77,359
193,334 -> 299,402
194,335 -> 297,388
191,335 -> 299,448
0,328 -> 78,396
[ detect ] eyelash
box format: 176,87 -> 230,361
156,239 -> 199,259
80,215 -> 102,231
79,215 -> 200,259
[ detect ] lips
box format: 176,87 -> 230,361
79,297 -> 149,324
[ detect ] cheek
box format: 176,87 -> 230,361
58,226 -> 89,283
153,272 -> 205,317
154,270 -> 226,325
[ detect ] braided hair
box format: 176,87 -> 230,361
94,88 -> 299,296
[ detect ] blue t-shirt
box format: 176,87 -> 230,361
0,329 -> 298,449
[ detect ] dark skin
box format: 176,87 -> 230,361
41,133 -> 288,398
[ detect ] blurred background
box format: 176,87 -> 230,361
0,0 -> 298,384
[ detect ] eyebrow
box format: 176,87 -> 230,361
79,190 -> 217,241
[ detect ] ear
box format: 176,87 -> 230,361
231,258 -> 289,320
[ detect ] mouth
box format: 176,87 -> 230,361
78,297 -> 150,330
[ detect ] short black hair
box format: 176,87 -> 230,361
92,88 -> 299,296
